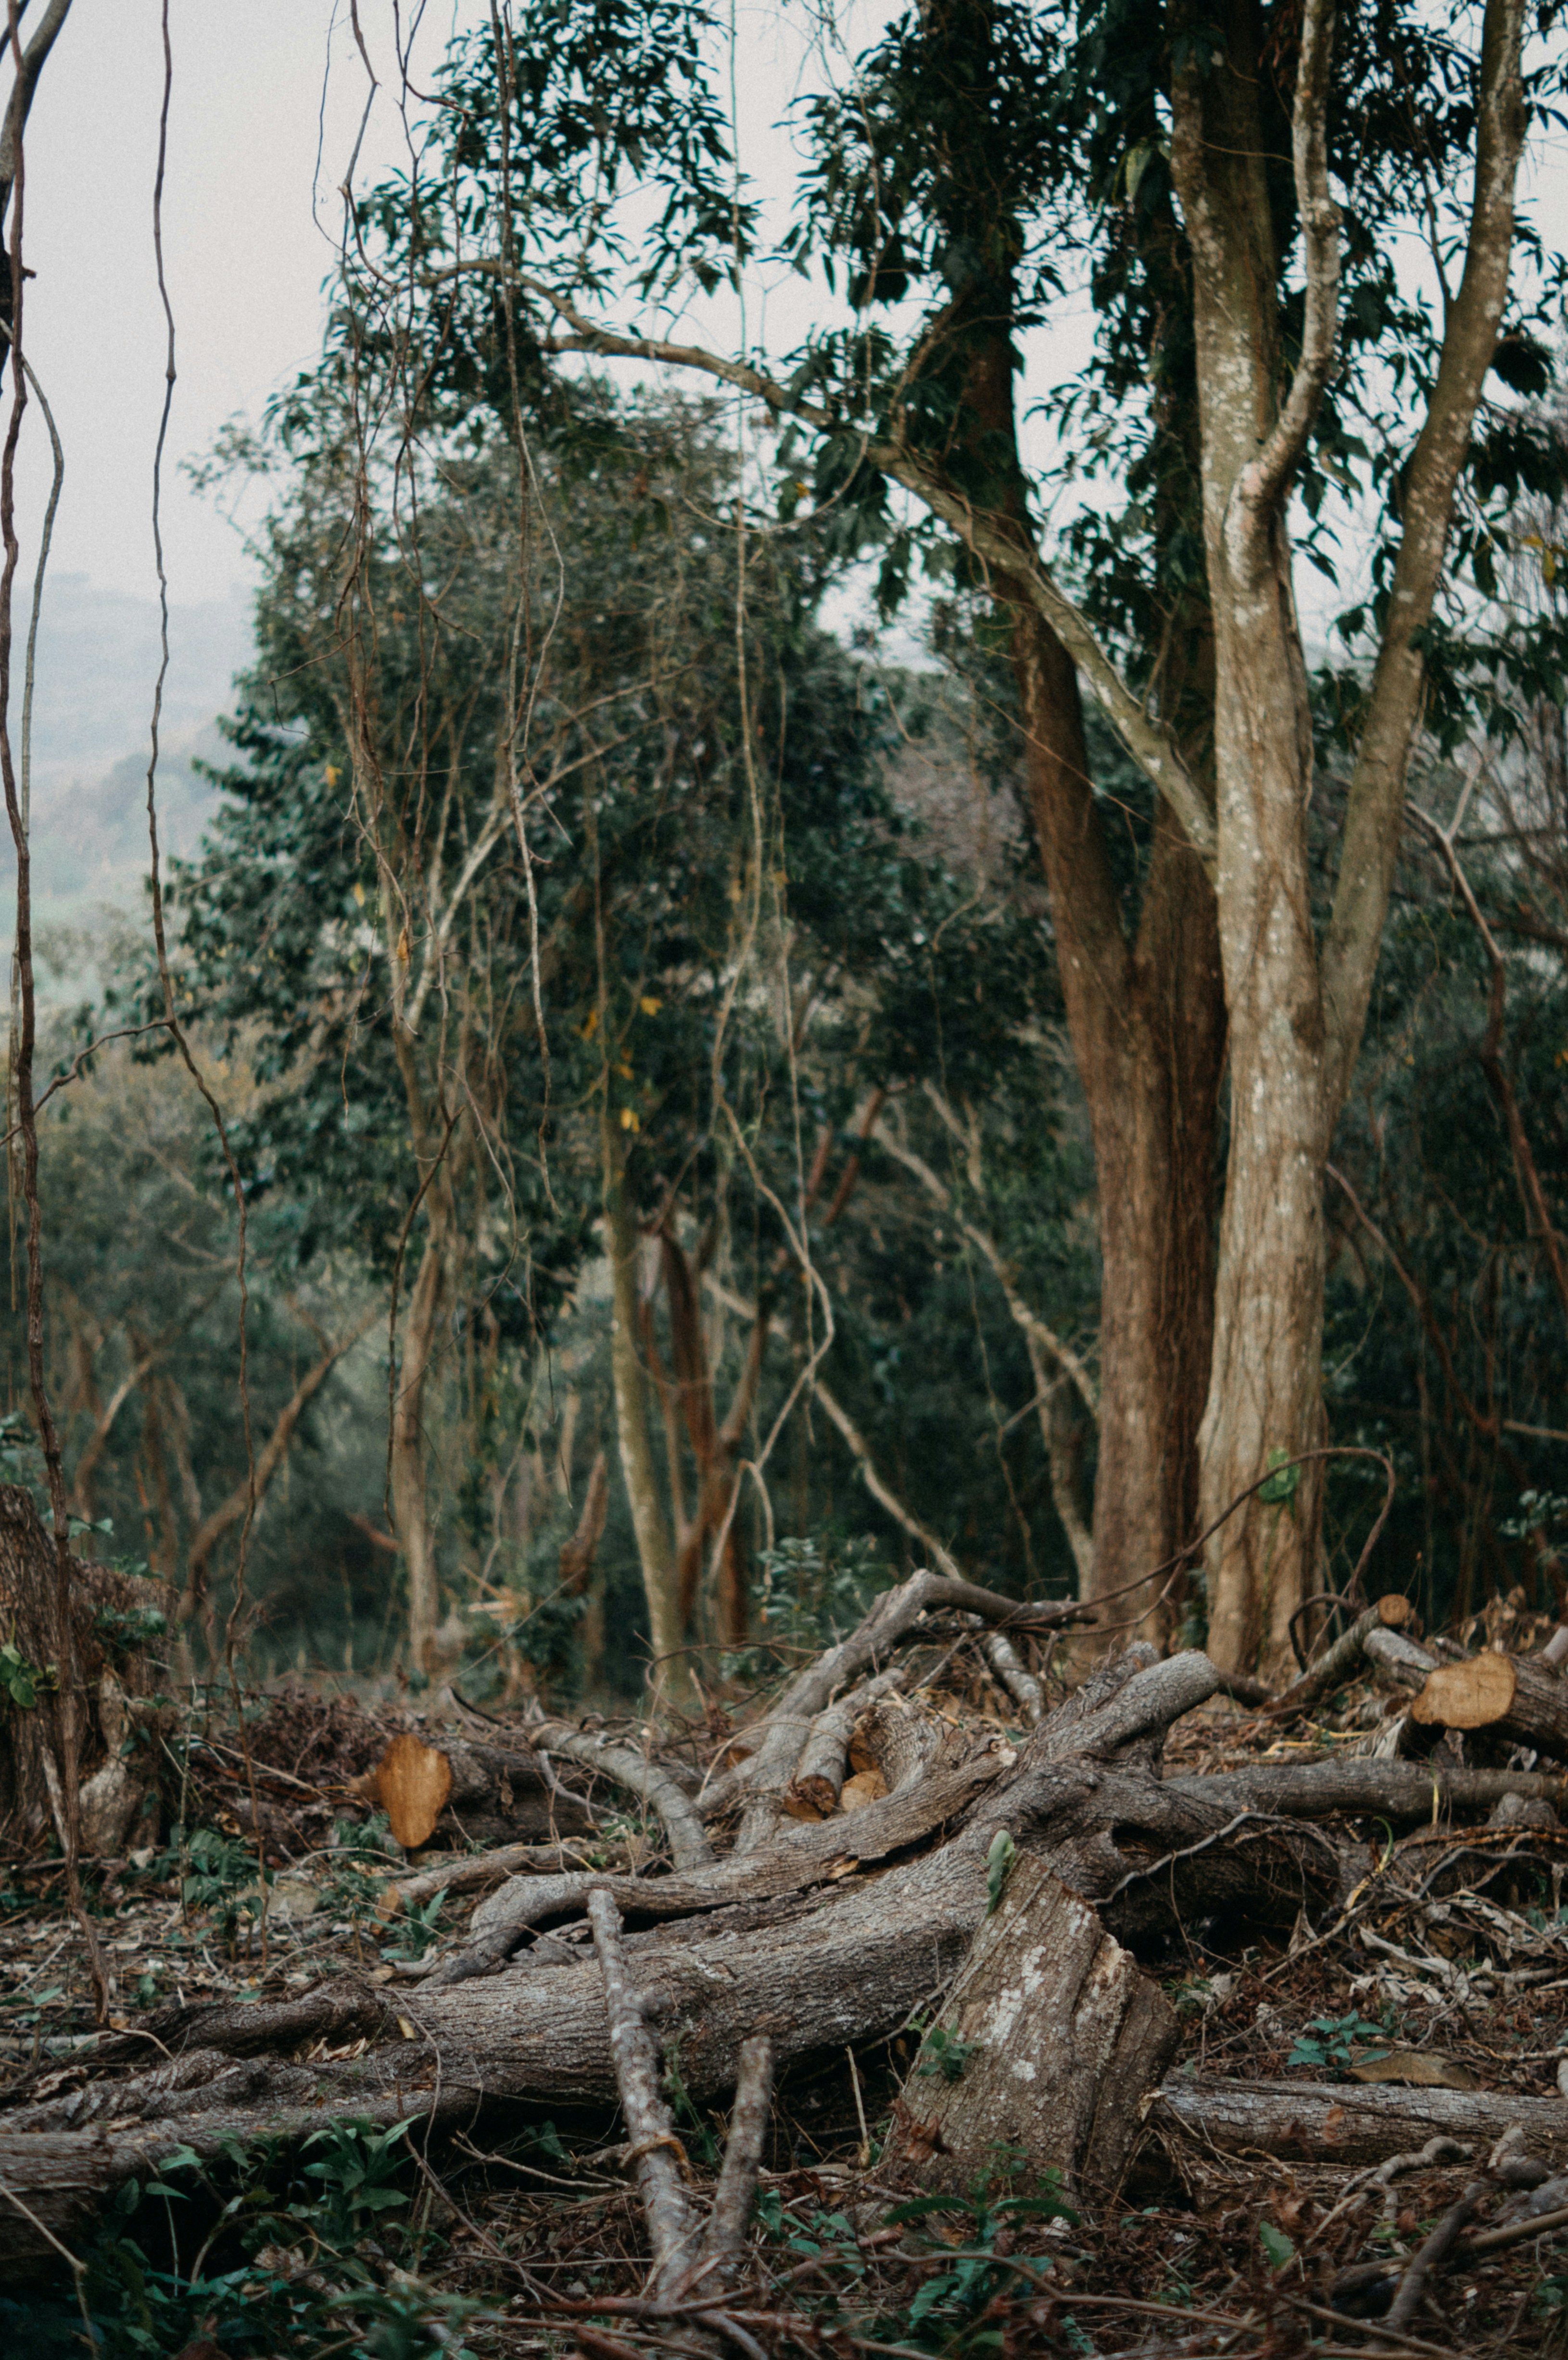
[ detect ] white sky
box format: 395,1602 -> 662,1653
5,1 -> 1566,625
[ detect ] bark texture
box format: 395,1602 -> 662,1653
892,1859 -> 1177,2201
1156,2074 -> 1568,2171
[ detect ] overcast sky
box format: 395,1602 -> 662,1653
5,2 -> 1567,719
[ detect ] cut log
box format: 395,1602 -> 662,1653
699,1565 -> 1094,1829
1154,2074 -> 1568,2170
889,1860 -> 1177,2202
375,1733 -> 454,1848
1409,1652 -> 1568,1756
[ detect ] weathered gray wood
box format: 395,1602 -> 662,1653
704,1567 -> 1092,1828
893,1861 -> 1177,2201
1154,2074 -> 1568,2169
1362,1625 -> 1439,1690
528,1720 -> 713,1867
785,1669 -> 906,1817
426,1749 -> 1007,1982
588,1887 -> 702,2299
1164,1759 -> 1568,1821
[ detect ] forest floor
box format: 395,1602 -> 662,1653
5,1626 -> 1568,2360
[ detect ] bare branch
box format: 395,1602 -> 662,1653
586,1887 -> 703,2302
1321,0 -> 1528,1106
527,1718 -> 713,1869
1227,0 -> 1340,539
0,0 -> 70,223
420,261 -> 1216,866
184,1307 -> 377,1608
688,2035 -> 774,2296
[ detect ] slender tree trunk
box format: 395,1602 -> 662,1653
603,1120 -> 684,1698
392,1237 -> 446,1674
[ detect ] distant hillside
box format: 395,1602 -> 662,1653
0,574 -> 254,980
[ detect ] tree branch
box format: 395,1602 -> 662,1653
420,261 -> 1216,868
1227,0 -> 1340,542
184,1307 -> 377,1599
1320,0 -> 1528,1107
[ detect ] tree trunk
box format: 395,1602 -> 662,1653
1011,614 -> 1224,1634
1171,0 -> 1528,1675
392,1235 -> 445,1675
0,1485 -> 168,1850
603,1120 -> 684,1699
1166,0 -> 1334,1677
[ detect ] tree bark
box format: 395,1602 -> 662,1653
891,1859 -> 1178,2202
603,1121 -> 683,1700
1015,624 -> 1224,1637
391,1236 -> 446,1675
984,292 -> 1224,1635
1155,2074 -> 1568,2171
0,1485 -> 167,1849
1171,0 -> 1528,1676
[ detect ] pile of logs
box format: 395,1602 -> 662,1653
3,1550 -> 1567,2284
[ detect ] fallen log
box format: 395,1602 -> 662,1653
700,1565 -> 1092,1833
1153,2073 -> 1568,2170
1163,1759 -> 1568,1822
7,1573 -> 1560,2275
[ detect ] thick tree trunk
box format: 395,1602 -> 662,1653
1170,10 -> 1329,1677
1171,0 -> 1527,1676
1012,615 -> 1223,1634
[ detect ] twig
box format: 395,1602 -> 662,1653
1385,2179 -> 1487,2334
686,2035 -> 773,2296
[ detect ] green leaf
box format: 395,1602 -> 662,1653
1257,1449 -> 1301,1507
1258,2220 -> 1296,2270
985,1827 -> 1016,1916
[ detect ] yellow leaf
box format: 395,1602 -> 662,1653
352,881 -> 366,908
580,1007 -> 599,1040
395,928 -> 410,963
620,1108 -> 640,1132
325,763 -> 342,787
618,1058 -> 633,1078
639,996 -> 661,1015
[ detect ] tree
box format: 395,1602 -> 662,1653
348,0 -> 1562,1666
157,387 -> 1066,1683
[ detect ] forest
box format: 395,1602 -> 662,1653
6,0 -> 1568,2354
